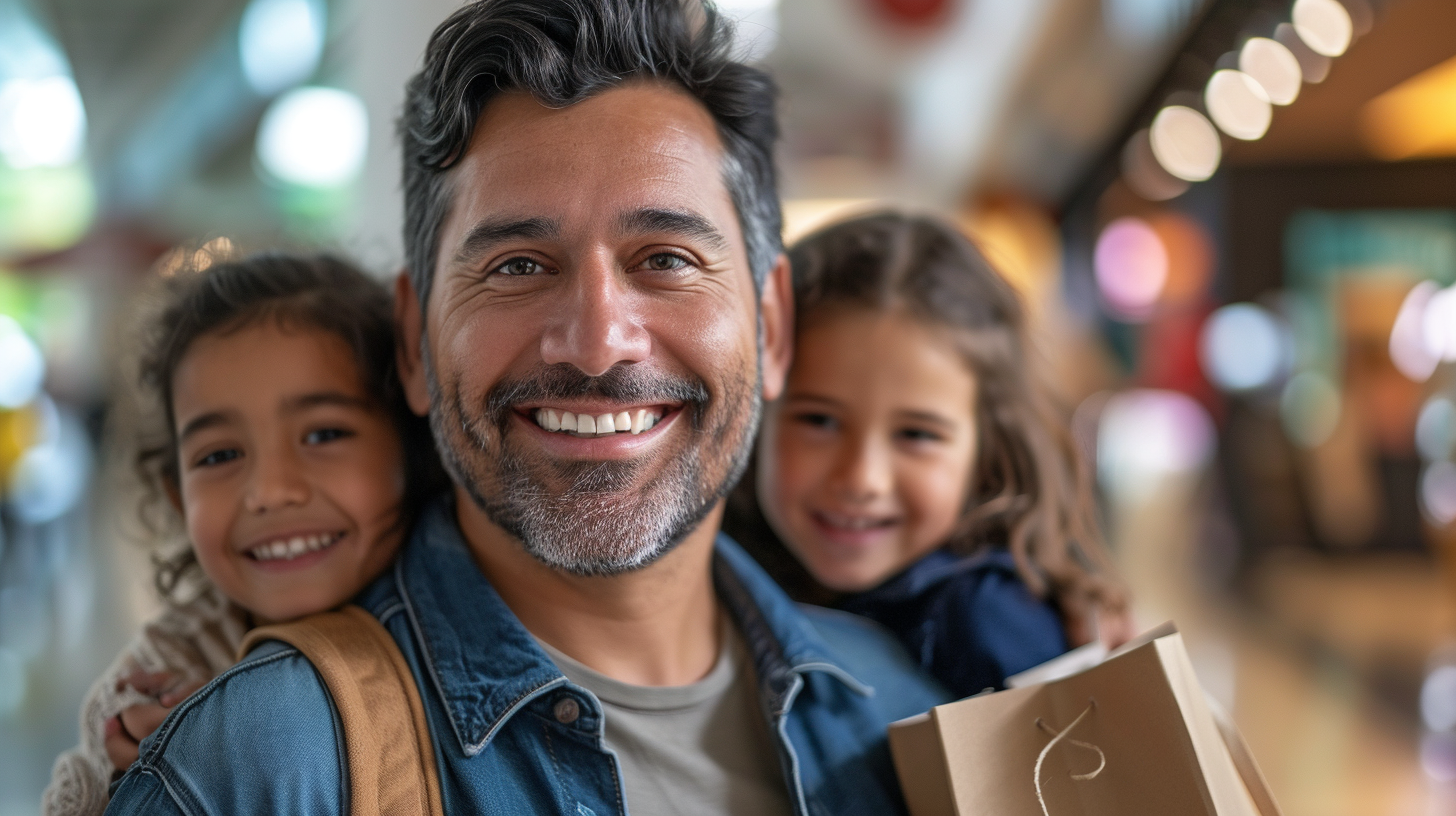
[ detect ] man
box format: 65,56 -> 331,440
105,0 -> 946,813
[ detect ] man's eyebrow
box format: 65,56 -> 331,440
617,208 -> 730,253
284,391 -> 376,413
452,216 -> 560,267
178,412 -> 231,444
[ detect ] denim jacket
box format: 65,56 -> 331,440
104,500 -> 949,816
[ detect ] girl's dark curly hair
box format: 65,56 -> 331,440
134,252 -> 445,599
727,210 -> 1126,620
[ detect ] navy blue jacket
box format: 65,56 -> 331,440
838,548 -> 1068,699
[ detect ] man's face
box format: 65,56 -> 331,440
399,82 -> 788,575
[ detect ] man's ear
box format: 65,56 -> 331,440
394,271 -> 432,417
759,253 -> 794,402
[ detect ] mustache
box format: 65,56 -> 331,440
484,363 -> 711,429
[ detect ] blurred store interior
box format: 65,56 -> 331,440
1,0 -> 1455,812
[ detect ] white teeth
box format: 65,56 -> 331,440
250,532 -> 339,561
532,407 -> 666,435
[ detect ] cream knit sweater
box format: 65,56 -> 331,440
41,584 -> 250,816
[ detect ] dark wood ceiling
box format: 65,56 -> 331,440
1226,0 -> 1456,166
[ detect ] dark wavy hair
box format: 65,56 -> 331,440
134,253 -> 445,599
398,0 -> 782,306
728,211 -> 1126,616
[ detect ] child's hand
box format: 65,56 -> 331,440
102,671 -> 205,772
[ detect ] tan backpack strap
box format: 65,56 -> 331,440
239,606 -> 445,816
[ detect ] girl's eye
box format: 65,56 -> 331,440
793,412 -> 837,431
643,253 -> 689,272
898,427 -> 945,443
494,257 -> 546,277
304,428 -> 353,445
196,448 -> 240,467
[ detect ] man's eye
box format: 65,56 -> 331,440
196,448 -> 240,467
643,253 -> 688,272
495,257 -> 545,277
304,428 -> 353,445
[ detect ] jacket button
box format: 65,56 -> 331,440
553,697 -> 580,724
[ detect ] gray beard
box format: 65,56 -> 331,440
427,357 -> 759,576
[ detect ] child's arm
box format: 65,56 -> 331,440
102,670 -> 207,771
41,584 -> 248,816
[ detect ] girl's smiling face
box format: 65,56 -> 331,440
757,306 -> 979,592
170,321 -> 406,622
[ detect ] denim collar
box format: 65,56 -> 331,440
390,497 -> 870,757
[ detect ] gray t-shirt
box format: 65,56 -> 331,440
536,620 -> 795,816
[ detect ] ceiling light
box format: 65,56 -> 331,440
256,87 -> 368,188
1292,0 -> 1353,58
1149,105 -> 1221,182
1239,37 -> 1301,105
1205,69 -> 1272,140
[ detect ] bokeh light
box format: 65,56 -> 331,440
1416,396 -> 1456,463
239,0 -> 326,97
6,399 -> 90,525
1280,370 -> 1341,448
1239,37 -> 1302,106
1422,284 -> 1456,363
1425,664 -> 1456,732
1275,21 -> 1331,84
0,75 -> 85,169
1102,0 -> 1202,45
1292,0 -> 1353,58
1421,461 -> 1456,527
1121,128 -> 1189,201
1095,216 -> 1167,320
0,315 -> 44,409
1361,55 -> 1456,161
1422,732 -> 1456,782
1097,388 -> 1216,500
1390,280 -> 1441,382
1148,212 -> 1214,306
1205,69 -> 1272,141
1200,303 -> 1285,391
1149,105 -> 1221,182
256,86 -> 368,188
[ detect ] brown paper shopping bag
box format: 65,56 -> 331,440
888,627 -> 1280,816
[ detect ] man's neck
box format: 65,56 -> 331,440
455,486 -> 724,687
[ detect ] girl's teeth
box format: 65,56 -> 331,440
252,532 -> 339,561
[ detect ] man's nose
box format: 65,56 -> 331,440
242,444 -> 310,514
539,252 -> 651,376
830,433 -> 894,505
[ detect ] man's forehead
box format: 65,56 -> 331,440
440,82 -> 742,255
460,83 -> 727,184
